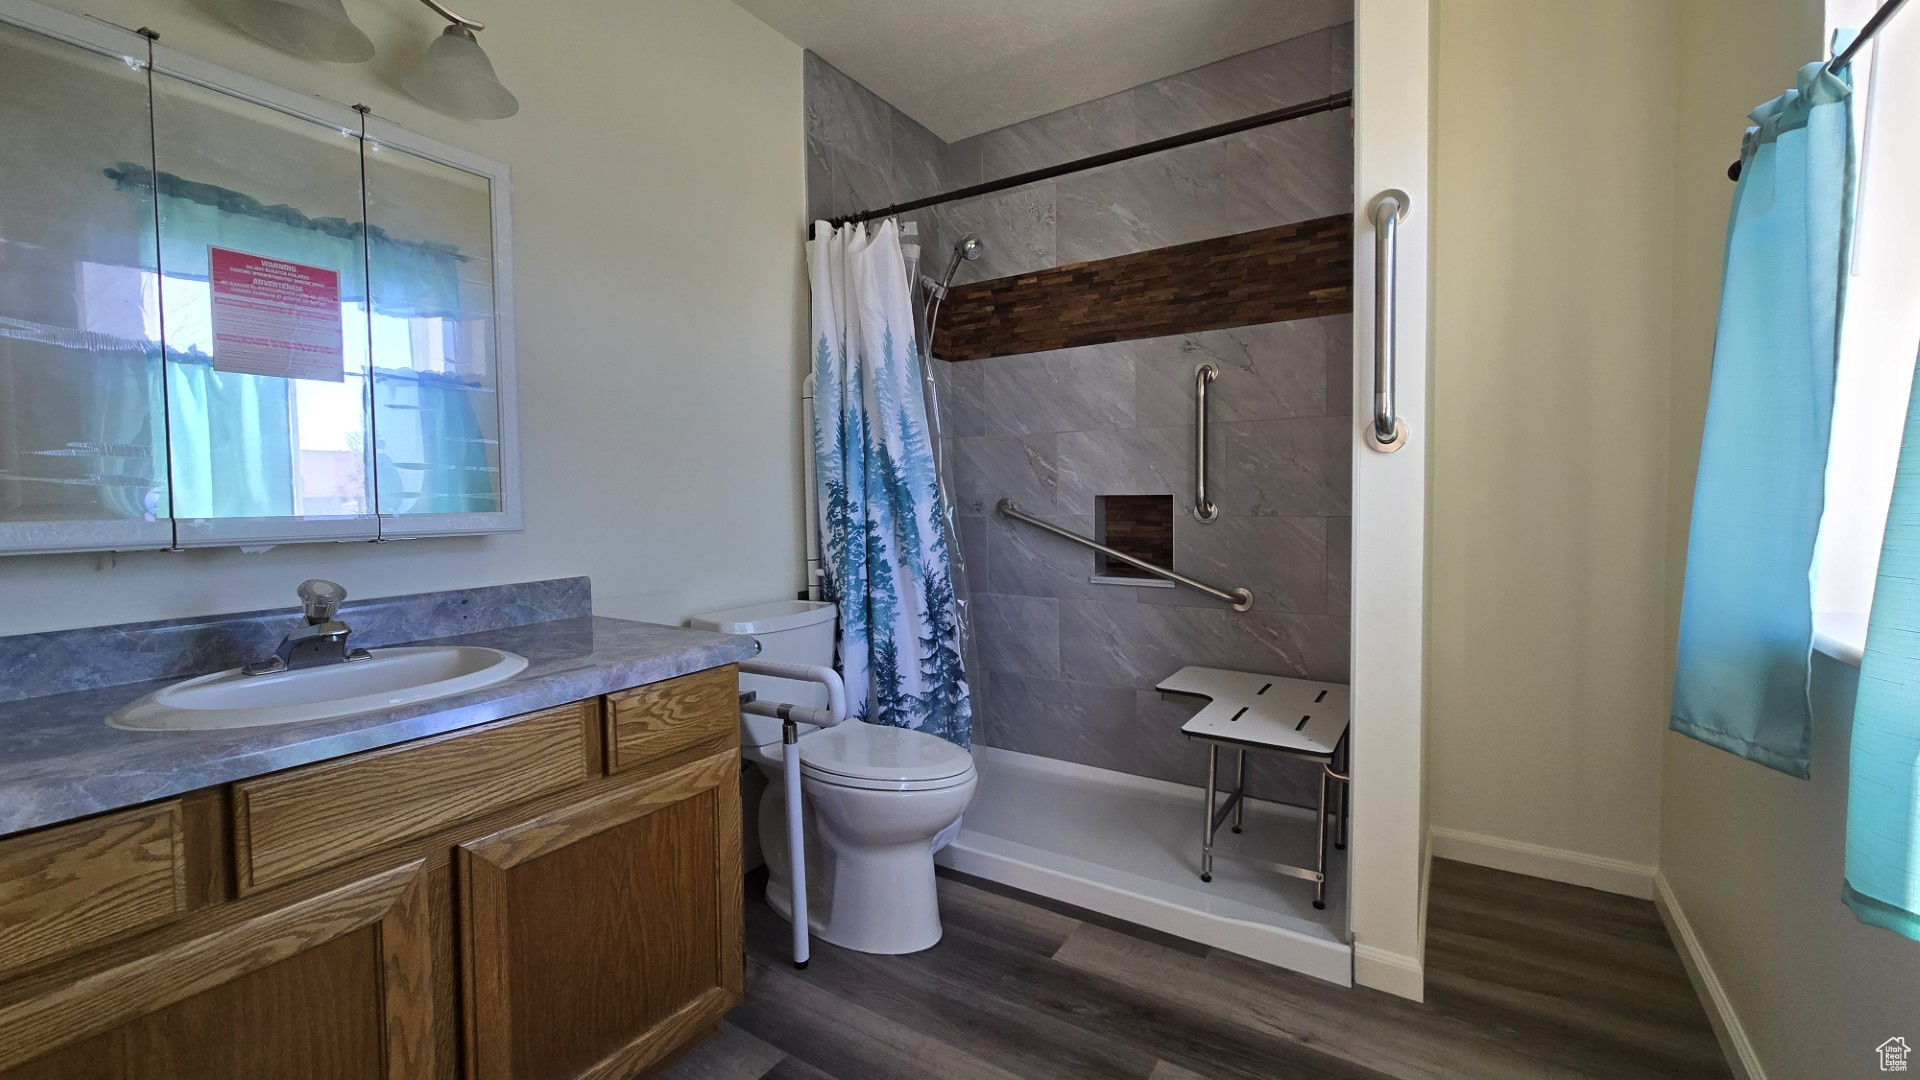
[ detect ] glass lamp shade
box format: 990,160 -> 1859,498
402,26 -> 519,119
230,0 -> 375,63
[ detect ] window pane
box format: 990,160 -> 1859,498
0,22 -> 168,536
362,141 -> 502,518
149,69 -> 374,538
1816,1 -> 1920,642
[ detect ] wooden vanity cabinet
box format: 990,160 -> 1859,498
0,859 -> 439,1080
460,751 -> 741,1080
0,665 -> 742,1080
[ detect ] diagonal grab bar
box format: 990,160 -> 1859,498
996,499 -> 1253,611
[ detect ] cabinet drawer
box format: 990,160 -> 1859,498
0,802 -> 186,976
232,702 -> 596,894
604,665 -> 739,774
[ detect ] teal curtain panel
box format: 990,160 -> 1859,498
1671,60 -> 1854,777
1847,343 -> 1920,942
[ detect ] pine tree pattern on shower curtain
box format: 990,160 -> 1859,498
807,220 -> 971,747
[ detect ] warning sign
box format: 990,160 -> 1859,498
208,247 -> 345,382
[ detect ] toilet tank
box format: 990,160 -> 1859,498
688,600 -> 838,749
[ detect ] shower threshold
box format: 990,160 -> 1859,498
936,745 -> 1353,986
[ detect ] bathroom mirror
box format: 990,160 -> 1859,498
0,15 -> 172,554
0,1 -> 519,555
361,126 -> 516,533
148,59 -> 378,546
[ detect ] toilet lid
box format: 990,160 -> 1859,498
799,722 -> 973,784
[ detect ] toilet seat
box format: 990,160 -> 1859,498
798,721 -> 974,790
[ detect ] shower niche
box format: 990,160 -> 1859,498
1093,494 -> 1176,584
0,4 -> 519,555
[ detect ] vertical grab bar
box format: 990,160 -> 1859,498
1368,189 -> 1410,452
1194,362 -> 1219,521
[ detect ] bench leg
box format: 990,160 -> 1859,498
1201,744 -> 1218,882
1231,748 -> 1247,834
1313,764 -> 1330,909
1336,739 -> 1349,851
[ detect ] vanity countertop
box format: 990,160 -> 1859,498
0,614 -> 756,839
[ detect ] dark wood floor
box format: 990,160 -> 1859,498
663,859 -> 1731,1080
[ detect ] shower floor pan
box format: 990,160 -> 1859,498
937,745 -> 1352,986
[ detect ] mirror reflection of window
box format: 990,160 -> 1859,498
146,69 -> 375,535
364,141 -> 503,519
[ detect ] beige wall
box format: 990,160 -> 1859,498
1661,2 -> 1916,1076
0,0 -> 807,632
1431,0 -> 1917,1070
1428,0 -> 1677,869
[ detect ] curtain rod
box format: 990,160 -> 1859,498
1729,0 -> 1910,180
824,89 -> 1353,231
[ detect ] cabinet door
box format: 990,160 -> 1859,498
146,56 -> 378,547
361,123 -> 519,538
0,14 -> 172,555
458,751 -> 743,1080
0,859 -> 438,1080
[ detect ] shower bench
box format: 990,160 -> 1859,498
1156,667 -> 1351,910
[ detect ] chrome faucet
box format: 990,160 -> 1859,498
244,579 -> 373,676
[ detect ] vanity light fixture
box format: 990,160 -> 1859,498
229,0 -> 519,120
400,2 -> 519,119
229,0 -> 376,63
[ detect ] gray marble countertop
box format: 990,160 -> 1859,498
0,616 -> 756,838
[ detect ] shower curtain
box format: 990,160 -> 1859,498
806,220 -> 971,747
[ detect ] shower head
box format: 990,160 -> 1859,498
923,234 -> 986,361
936,235 -> 986,292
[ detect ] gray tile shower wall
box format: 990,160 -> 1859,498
804,28 -> 1354,808
939,25 -> 1353,283
804,52 -> 953,257
942,316 -> 1351,807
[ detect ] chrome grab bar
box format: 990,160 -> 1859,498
1194,362 -> 1219,521
997,499 -> 1253,611
1369,189 -> 1410,452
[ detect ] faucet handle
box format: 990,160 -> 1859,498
297,579 -> 348,625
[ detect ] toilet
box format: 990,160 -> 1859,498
690,599 -> 977,955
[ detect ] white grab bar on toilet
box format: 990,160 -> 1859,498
739,658 -> 848,969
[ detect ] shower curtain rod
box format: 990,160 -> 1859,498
1728,0 -> 1910,180
826,89 -> 1354,230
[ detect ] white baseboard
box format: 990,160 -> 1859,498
1353,943 -> 1424,1001
1653,871 -> 1764,1080
1428,826 -> 1656,899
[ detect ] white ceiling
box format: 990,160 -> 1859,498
729,0 -> 1354,142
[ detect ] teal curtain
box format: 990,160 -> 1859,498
1847,346 -> 1920,942
86,345 -> 168,521
1671,59 -> 1855,777
366,239 -> 495,517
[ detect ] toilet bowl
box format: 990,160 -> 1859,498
690,600 -> 977,956
753,721 -> 975,954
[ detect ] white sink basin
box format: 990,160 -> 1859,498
109,646 -> 529,732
